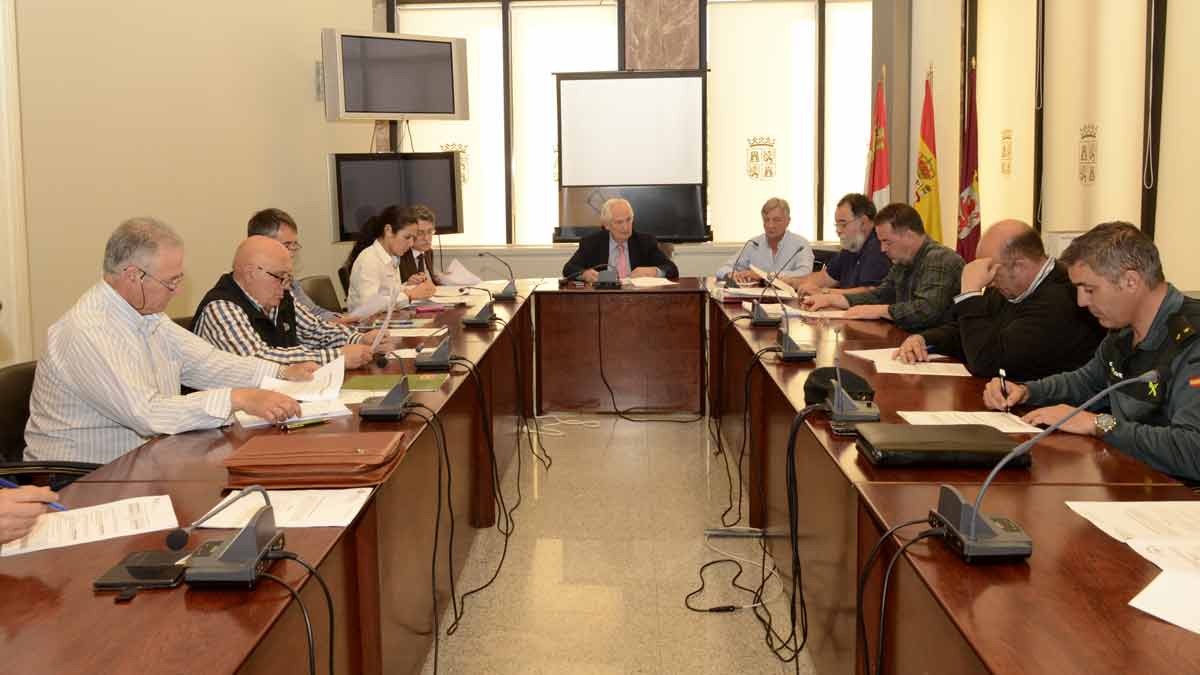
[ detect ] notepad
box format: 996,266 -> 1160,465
898,411 -> 1041,434
260,356 -> 345,401
1,495 -> 178,557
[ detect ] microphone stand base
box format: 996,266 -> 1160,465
928,485 -> 1032,564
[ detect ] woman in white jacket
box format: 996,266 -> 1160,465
345,205 -> 437,314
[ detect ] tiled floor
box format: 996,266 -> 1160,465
421,415 -> 818,674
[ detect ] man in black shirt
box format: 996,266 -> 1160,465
787,193 -> 890,295
895,220 -> 1104,379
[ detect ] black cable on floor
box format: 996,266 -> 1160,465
267,551 -> 335,675
506,314 -> 551,469
855,518 -> 928,675
259,572 -> 316,675
594,297 -> 703,423
875,528 -> 944,675
685,558 -> 762,613
720,345 -> 783,528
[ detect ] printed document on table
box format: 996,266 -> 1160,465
1,495 -> 177,557
845,348 -> 970,377
739,301 -> 846,319
1129,571 -> 1200,635
235,400 -> 352,429
260,356 -> 345,401
1065,501 -> 1200,542
1127,540 -> 1200,573
897,410 -> 1041,433
197,488 -> 375,528
626,277 -> 677,288
387,327 -> 446,338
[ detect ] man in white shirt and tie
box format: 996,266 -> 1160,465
24,218 -> 313,465
716,197 -> 814,283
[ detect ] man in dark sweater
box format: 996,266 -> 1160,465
895,220 -> 1104,380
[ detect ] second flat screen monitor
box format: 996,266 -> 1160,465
332,153 -> 463,240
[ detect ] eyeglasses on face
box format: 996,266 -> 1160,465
280,241 -> 303,252
257,266 -> 293,287
136,267 -> 184,292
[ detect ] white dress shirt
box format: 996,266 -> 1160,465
24,281 -> 278,465
716,231 -> 815,279
346,239 -> 412,314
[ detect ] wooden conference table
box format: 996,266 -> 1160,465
0,284 -> 535,675
707,284 -> 1199,674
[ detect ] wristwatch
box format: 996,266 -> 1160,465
1094,413 -> 1118,436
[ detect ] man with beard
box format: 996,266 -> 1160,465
785,193 -> 890,295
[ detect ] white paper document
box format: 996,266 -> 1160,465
1066,501 -> 1200,542
234,400 -> 352,429
625,277 -> 678,288
344,292 -> 402,321
897,410 -> 1041,434
388,348 -> 420,359
845,347 -> 971,377
1,495 -> 178,557
718,285 -> 798,300
387,327 -> 445,338
260,356 -> 345,401
197,488 -> 375,529
1126,540 -> 1200,573
1128,571 -> 1200,635
337,389 -> 390,405
437,259 -> 482,286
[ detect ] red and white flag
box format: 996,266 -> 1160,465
864,74 -> 890,210
957,61 -> 981,262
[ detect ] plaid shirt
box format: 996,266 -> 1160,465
194,290 -> 362,365
845,238 -> 964,332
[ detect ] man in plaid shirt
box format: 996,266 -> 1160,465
803,203 -> 964,332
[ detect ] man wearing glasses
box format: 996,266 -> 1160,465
193,236 -> 392,368
247,208 -> 343,322
894,219 -> 1104,379
398,205 -> 437,284
25,218 -> 312,465
785,193 -> 890,295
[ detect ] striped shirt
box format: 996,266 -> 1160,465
24,281 -> 278,465
192,284 -> 362,365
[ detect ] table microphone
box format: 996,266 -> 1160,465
930,369 -> 1159,563
166,485 -> 272,550
564,263 -> 609,282
477,252 -> 517,300
460,286 -> 497,326
371,280 -> 402,368
749,243 -> 806,324
724,239 -> 760,288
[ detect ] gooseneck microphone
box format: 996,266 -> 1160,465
166,485 -> 272,550
930,369 -> 1159,562
371,277 -> 402,368
477,252 -> 517,301
565,263 -> 609,282
724,239 -> 760,288
460,286 -> 498,327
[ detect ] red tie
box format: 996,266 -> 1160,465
616,242 -> 630,278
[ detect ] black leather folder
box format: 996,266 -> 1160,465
854,423 -> 1032,468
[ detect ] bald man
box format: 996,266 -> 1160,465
895,220 -> 1104,379
193,236 -> 393,368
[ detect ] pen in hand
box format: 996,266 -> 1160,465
998,368 -> 1010,413
0,477 -> 67,512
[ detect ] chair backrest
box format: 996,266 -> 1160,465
337,265 -> 351,296
171,315 -> 193,331
299,275 -> 344,313
0,361 -> 36,463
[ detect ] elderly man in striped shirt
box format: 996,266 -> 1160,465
193,236 -> 393,368
25,218 -> 312,465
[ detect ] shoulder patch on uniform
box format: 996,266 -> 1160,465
1190,376 -> 1200,388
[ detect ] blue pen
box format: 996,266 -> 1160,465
0,477 -> 67,511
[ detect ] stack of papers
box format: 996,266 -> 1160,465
387,327 -> 446,338
738,301 -> 843,319
1067,500 -> 1200,634
235,400 -> 352,428
198,488 -> 374,528
845,348 -> 972,377
625,277 -> 678,288
897,410 -> 1041,434
1,495 -> 178,557
260,357 -> 345,401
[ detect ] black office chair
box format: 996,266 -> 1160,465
0,361 -> 99,489
337,265 -> 351,296
298,275 -> 344,313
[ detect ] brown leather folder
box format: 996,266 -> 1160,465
223,431 -> 407,488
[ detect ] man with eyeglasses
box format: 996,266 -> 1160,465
398,204 -> 437,284
785,193 -> 890,295
193,236 -> 392,368
247,208 -> 343,322
25,218 -> 313,465
893,219 -> 1104,378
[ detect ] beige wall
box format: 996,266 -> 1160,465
1154,0 -> 1199,292
16,1 -> 371,355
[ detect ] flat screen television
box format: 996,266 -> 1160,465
321,29 -> 469,121
330,152 -> 464,241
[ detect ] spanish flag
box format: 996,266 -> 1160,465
913,74 -> 942,243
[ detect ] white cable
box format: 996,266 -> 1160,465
703,535 -> 785,609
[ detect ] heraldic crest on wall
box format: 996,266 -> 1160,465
746,137 -> 776,181
1078,124 -> 1097,186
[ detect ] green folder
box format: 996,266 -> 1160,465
344,373 -> 450,392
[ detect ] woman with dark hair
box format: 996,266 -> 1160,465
345,205 -> 436,313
